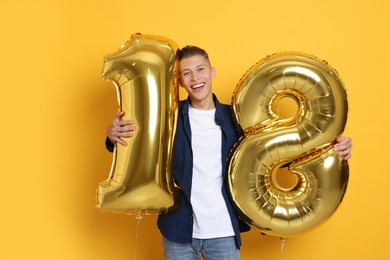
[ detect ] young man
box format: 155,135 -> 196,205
106,46 -> 353,260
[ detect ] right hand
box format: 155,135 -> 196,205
106,111 -> 136,146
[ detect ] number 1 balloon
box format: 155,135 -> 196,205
96,33 -> 180,215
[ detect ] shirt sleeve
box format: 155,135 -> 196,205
105,137 -> 114,153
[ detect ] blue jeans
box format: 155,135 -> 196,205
162,236 -> 240,260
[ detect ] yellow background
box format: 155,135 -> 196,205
1,0 -> 389,259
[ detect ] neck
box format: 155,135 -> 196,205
190,97 -> 215,110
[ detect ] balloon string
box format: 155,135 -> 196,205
134,212 -> 143,260
280,237 -> 287,260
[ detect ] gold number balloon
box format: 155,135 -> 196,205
96,33 -> 180,215
228,52 -> 349,237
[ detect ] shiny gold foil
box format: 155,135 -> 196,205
96,33 -> 180,215
228,52 -> 349,237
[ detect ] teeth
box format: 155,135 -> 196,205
192,83 -> 205,89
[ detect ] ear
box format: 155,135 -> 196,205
211,67 -> 216,79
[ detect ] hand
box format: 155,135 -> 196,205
106,111 -> 136,146
334,136 -> 352,160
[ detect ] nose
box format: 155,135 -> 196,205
191,71 -> 199,82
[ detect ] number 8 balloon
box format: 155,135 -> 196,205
96,33 -> 180,215
228,52 -> 349,237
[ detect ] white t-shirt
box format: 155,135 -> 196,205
189,106 -> 235,239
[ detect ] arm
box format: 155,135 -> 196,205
334,136 -> 352,160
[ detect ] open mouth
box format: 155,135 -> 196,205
192,83 -> 205,89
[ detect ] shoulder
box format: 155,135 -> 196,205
213,95 -> 232,113
220,103 -> 232,111
218,103 -> 234,119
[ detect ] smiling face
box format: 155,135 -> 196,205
179,55 -> 216,110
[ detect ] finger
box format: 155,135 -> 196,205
113,120 -> 135,129
337,148 -> 351,159
120,125 -> 136,132
116,131 -> 133,138
114,111 -> 125,121
336,136 -> 351,144
108,135 -> 127,146
339,153 -> 351,160
334,144 -> 344,151
336,142 -> 352,151
115,137 -> 128,146
343,154 -> 352,160
334,139 -> 352,151
110,125 -> 135,137
337,148 -> 350,156
119,119 -> 135,126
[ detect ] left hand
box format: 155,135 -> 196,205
334,136 -> 352,160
